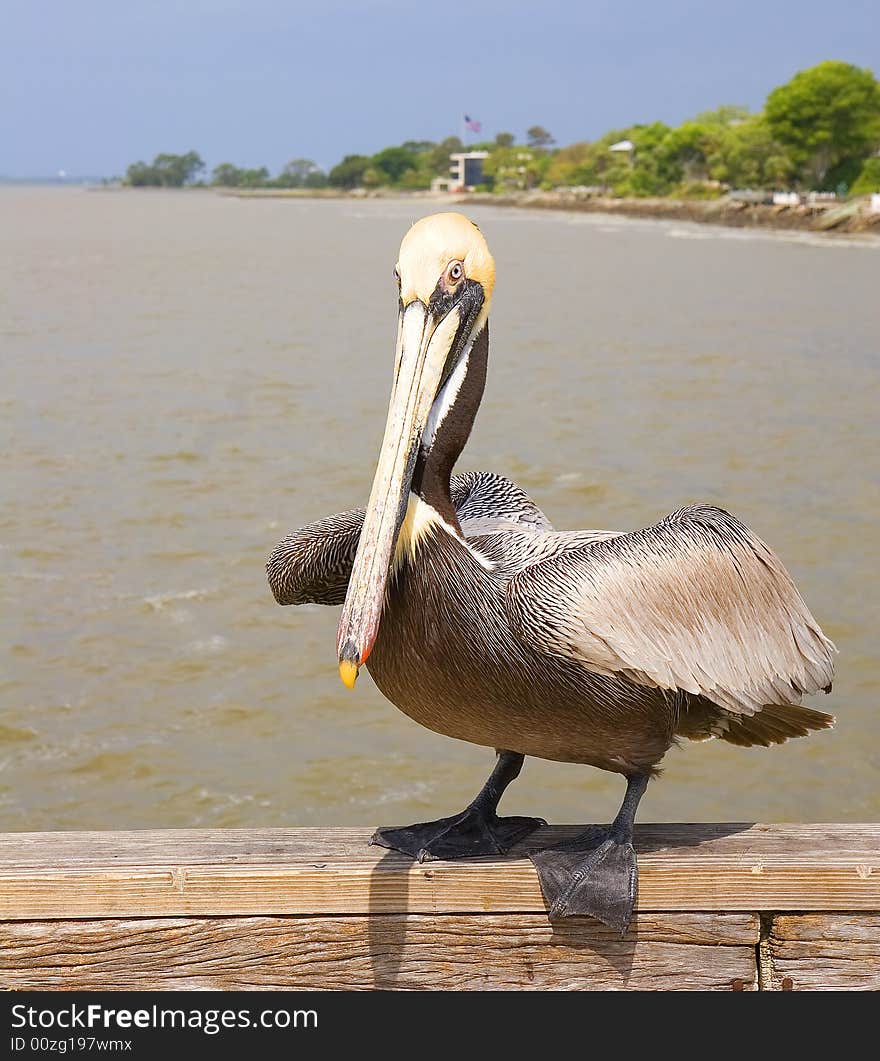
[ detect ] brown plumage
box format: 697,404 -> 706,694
269,472 -> 834,775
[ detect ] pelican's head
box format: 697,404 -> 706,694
395,211 -> 495,315
336,213 -> 495,687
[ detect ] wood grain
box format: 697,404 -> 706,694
0,913 -> 759,991
0,825 -> 877,920
769,914 -> 880,991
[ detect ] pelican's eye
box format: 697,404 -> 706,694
393,266 -> 401,288
430,259 -> 470,317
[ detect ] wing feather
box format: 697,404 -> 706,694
266,472 -> 552,606
267,507 -> 364,605
507,504 -> 835,716
451,471 -> 554,536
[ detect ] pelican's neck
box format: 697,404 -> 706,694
411,323 -> 488,531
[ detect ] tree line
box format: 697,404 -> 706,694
124,62 -> 880,197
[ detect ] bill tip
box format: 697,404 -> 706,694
338,659 -> 359,689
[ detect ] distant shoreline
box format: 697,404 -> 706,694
462,190 -> 880,236
214,186 -> 880,237
50,182 -> 879,237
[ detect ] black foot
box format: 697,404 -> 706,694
530,826 -> 638,934
371,807 -> 546,862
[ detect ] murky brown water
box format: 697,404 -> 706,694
2,187 -> 877,831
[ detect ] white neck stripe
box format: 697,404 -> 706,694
421,320 -> 484,450
395,494 -> 495,572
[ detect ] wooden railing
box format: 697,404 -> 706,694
2,824 -> 878,990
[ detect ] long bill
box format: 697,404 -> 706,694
336,299 -> 463,687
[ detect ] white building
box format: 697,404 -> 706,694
432,151 -> 489,193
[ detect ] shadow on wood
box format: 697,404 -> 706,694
368,846 -> 410,988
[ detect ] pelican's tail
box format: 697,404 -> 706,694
680,697 -> 835,748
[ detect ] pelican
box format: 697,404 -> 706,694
268,212 -> 835,931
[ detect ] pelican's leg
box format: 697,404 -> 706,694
371,750 -> 545,862
530,773 -> 649,934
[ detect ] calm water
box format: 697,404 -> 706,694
2,187 -> 878,831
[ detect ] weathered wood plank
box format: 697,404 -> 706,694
0,913 -> 759,991
5,823 -> 878,867
0,825 -> 876,919
769,914 -> 880,991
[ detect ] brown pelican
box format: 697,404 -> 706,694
268,212 -> 835,931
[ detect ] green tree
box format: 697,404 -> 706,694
396,167 -> 433,190
212,162 -> 244,187
328,154 -> 372,188
361,166 -> 384,189
526,125 -> 555,149
483,146 -> 551,190
153,151 -> 204,186
427,137 -> 463,174
851,158 -> 880,194
125,151 -> 204,187
659,121 -> 723,183
544,136 -> 624,191
495,131 -> 515,148
606,123 -> 675,196
708,117 -> 793,188
238,167 -> 270,188
371,146 -> 418,184
765,61 -> 880,188
278,158 -> 323,187
694,104 -> 751,126
400,140 -> 436,156
544,141 -> 595,186
125,160 -> 159,186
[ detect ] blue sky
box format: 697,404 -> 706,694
2,0 -> 877,177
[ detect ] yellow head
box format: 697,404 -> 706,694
396,212 -> 495,311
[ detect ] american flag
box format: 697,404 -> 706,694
464,114 -> 482,133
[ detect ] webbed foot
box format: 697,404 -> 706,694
371,807 -> 545,862
530,824 -> 638,933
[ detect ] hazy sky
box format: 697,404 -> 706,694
3,0 -> 877,177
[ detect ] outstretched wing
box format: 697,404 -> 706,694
507,504 -> 835,716
267,472 -> 551,606
268,507 -> 365,606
